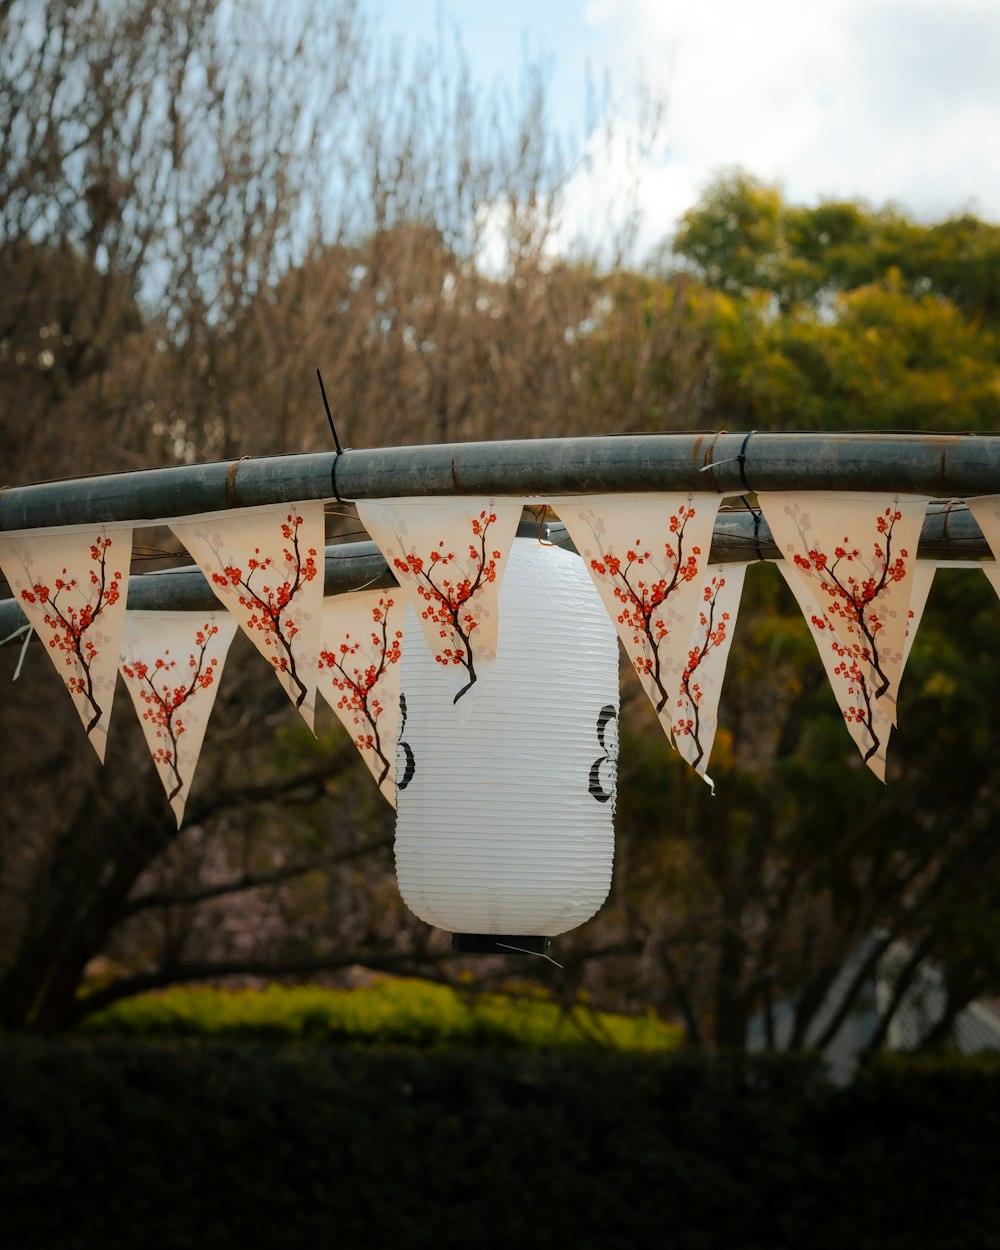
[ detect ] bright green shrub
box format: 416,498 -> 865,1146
78,979 -> 683,1051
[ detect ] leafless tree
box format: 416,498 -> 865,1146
0,0 -> 708,1031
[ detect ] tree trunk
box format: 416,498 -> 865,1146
0,766 -> 175,1032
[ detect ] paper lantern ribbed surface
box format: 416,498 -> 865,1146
393,538 -> 620,942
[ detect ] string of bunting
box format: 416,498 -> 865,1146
3,491 -> 1000,817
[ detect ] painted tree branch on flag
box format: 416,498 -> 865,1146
763,493 -> 928,778
171,504 -> 324,728
209,513 -> 317,707
553,494 -> 721,750
122,628 -> 220,800
674,563 -> 748,783
0,525 -> 130,759
119,611 -> 237,824
357,497 -> 521,708
392,509 -> 499,702
318,590 -> 404,802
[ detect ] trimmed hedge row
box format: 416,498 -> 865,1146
2,1041 -> 998,1250
78,979 -> 683,1051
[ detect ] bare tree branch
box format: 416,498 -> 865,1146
121,837 -> 392,917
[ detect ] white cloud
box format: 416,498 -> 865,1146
558,0 -> 1000,258
583,0 -> 620,26
375,0 -> 1000,263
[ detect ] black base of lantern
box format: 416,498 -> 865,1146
451,933 -> 550,956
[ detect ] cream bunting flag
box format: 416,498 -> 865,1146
967,497 -> 1000,603
901,560 -> 937,675
318,589 -> 405,805
356,497 -> 521,708
673,561 -> 749,787
968,497 -> 1000,566
171,503 -> 324,728
0,524 -> 131,760
760,492 -> 927,726
778,563 -> 894,780
119,610 -> 237,825
551,494 -> 722,742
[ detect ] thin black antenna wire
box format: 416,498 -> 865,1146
316,368 -> 344,455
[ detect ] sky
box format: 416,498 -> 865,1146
370,0 -> 1000,261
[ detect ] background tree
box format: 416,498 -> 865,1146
670,172 -> 1000,432
2,0 -> 999,1065
591,563 -> 1000,1055
0,0 -> 695,1032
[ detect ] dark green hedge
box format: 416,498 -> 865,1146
1,1041 -> 997,1250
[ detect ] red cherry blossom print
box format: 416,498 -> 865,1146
209,513 -> 318,708
674,574 -> 730,769
121,624 -> 220,801
319,594 -> 402,787
391,509 -> 500,703
585,505 -> 701,714
19,534 -> 122,736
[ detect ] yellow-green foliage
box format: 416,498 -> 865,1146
79,979 -> 682,1052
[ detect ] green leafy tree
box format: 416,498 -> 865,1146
591,561 -> 1000,1057
672,172 -> 785,300
672,173 -> 1000,432
705,275 -> 1000,431
674,170 -> 1000,325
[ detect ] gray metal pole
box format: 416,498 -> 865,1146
3,432 -> 1000,532
0,540 -> 394,643
0,504 -> 991,646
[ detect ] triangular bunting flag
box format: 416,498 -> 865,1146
778,562 -> 894,780
0,524 -> 131,760
551,494 -> 722,742
760,492 -> 927,728
674,561 -> 749,788
968,498 -> 1000,602
356,497 -> 521,708
119,611 -> 237,825
968,497 -> 1000,564
318,589 -> 405,805
901,560 -> 937,676
171,503 -> 324,728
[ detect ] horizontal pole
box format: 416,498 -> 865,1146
0,541 -> 394,642
2,432 -> 1000,532
709,500 -> 990,562
0,505 -> 991,647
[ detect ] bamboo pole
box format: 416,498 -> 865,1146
2,431 -> 1000,532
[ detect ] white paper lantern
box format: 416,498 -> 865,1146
393,535 -> 620,954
